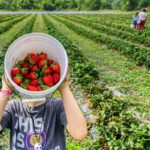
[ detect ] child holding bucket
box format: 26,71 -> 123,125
0,73 -> 87,150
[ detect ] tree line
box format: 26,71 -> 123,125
0,0 -> 149,11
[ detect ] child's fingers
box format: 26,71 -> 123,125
2,73 -> 13,90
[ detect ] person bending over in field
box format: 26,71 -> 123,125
0,74 -> 87,150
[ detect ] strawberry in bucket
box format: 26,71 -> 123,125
11,52 -> 60,91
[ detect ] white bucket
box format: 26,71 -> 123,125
4,33 -> 68,102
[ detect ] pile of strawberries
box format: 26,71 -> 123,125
11,52 -> 60,91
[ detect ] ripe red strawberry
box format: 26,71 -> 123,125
21,68 -> 28,76
11,68 -> 20,76
51,64 -> 60,73
27,85 -> 38,91
29,65 -> 33,71
28,53 -> 39,65
26,72 -> 38,80
42,75 -> 54,86
13,75 -> 22,85
32,65 -> 38,72
30,79 -> 38,86
48,59 -> 53,65
39,52 -> 47,60
37,85 -> 43,91
38,59 -> 47,67
44,67 -> 52,74
22,63 -> 29,68
53,73 -> 60,84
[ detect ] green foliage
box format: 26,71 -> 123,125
101,0 -> 113,9
43,15 -> 150,149
53,15 -> 150,68
0,0 -> 150,10
138,0 -> 150,9
10,0 -> 33,10
0,15 -> 28,34
85,0 -> 101,10
42,0 -> 55,11
0,0 -> 7,9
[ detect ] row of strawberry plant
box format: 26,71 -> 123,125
0,15 -> 10,21
0,15 -> 36,70
62,15 -> 150,47
0,15 -> 28,35
74,15 -> 150,37
51,15 -> 150,68
0,14 -> 23,23
43,14 -> 150,149
84,14 -> 135,24
32,15 -> 45,32
75,15 -> 150,41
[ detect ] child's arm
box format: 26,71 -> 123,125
0,75 -> 13,131
59,79 -> 87,141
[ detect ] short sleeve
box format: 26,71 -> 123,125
56,99 -> 67,128
0,101 -> 13,131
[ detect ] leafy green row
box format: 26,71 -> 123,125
0,15 -> 28,35
52,15 -> 150,68
43,15 -> 150,149
82,14 -> 131,24
62,15 -> 150,47
77,15 -> 150,36
0,15 -> 36,72
0,15 -> 10,21
0,15 -> 23,23
3,15 -> 35,53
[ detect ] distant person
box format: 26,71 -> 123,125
132,11 -> 139,29
138,8 -> 147,30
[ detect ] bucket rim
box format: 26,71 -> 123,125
4,32 -> 68,96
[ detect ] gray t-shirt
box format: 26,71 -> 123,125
0,98 -> 67,150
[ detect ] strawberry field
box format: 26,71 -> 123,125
0,13 -> 150,150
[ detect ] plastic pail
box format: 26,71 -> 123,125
4,33 -> 68,101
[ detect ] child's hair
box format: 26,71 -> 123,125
135,11 -> 139,16
142,8 -> 147,12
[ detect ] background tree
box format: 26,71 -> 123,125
101,0 -> 113,9
138,0 -> 150,9
85,0 -> 101,10
0,0 -> 150,11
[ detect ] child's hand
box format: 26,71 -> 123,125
58,71 -> 69,91
58,78 -> 69,92
2,73 -> 13,91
